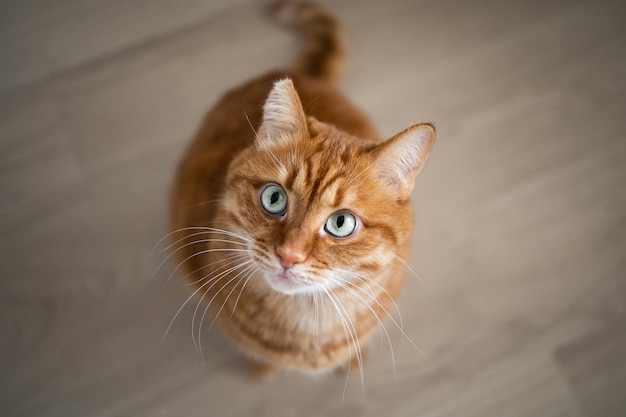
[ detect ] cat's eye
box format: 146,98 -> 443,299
324,210 -> 358,238
259,183 -> 288,216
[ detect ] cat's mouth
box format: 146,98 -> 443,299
263,269 -> 315,295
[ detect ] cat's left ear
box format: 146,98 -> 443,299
257,78 -> 308,147
373,123 -> 436,199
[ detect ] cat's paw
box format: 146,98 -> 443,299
245,358 -> 279,380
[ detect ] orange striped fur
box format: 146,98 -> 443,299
169,1 -> 435,376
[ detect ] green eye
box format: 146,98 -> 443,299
260,184 -> 287,216
325,210 -> 358,238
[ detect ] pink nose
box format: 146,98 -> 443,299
275,246 -> 307,269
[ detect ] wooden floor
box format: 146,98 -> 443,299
1,0 -> 625,415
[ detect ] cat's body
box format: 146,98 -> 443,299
169,1 -> 434,376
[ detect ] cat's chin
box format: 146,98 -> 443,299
262,271 -> 317,295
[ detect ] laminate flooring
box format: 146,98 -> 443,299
1,0 -> 625,416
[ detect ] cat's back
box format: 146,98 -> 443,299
191,71 -> 377,155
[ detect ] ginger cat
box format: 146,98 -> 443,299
169,0 -> 435,377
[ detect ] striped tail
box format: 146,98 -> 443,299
269,0 -> 345,83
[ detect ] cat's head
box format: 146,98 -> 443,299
223,79 -> 434,295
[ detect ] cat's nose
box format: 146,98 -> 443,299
275,245 -> 307,269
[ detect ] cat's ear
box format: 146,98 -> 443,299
373,123 -> 435,199
257,78 -> 308,147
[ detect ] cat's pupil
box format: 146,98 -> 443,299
270,192 -> 280,205
336,215 -> 345,228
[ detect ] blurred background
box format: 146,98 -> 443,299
1,0 -> 625,416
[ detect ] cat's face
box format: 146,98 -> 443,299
224,126 -> 409,294
222,79 -> 434,295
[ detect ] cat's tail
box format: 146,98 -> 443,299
269,0 -> 345,83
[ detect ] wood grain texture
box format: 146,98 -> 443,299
1,0 -> 625,416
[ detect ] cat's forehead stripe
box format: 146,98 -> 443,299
291,151 -> 350,209
284,165 -> 298,190
312,171 -> 346,207
333,185 -> 346,207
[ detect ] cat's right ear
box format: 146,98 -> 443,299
256,78 -> 308,147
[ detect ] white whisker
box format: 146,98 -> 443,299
191,260 -> 255,354
331,276 -> 397,381
158,232 -> 249,255
323,287 -> 365,399
334,267 -> 405,332
162,258 -> 250,345
148,226 -> 252,258
244,106 -> 288,177
210,264 -> 257,328
243,107 -> 260,139
321,287 -> 353,405
160,238 -> 250,285
312,291 -> 320,340
189,259 -> 254,352
334,268 -> 428,361
182,253 -> 251,286
391,253 -> 428,288
231,267 -> 259,316
191,261 -> 252,352
146,228 -> 248,286
198,263 -> 257,356
165,247 -> 252,285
